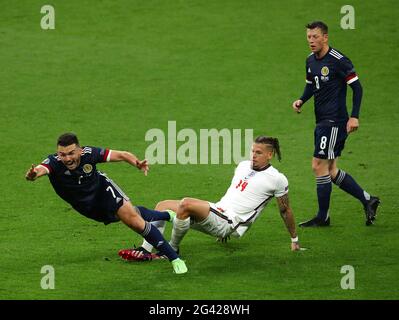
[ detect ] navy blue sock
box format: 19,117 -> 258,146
316,175 -> 332,221
140,222 -> 178,261
136,206 -> 170,222
332,170 -> 370,206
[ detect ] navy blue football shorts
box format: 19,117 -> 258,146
73,173 -> 130,225
314,122 -> 348,160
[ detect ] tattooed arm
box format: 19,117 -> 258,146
276,193 -> 300,251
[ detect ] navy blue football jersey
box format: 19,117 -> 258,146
39,146 -> 111,208
305,47 -> 359,124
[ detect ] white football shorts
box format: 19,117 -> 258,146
189,202 -> 240,238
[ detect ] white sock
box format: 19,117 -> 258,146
141,220 -> 166,252
169,217 -> 190,251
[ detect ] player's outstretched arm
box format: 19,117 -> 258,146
276,193 -> 300,251
109,150 -> 149,176
25,164 -> 48,181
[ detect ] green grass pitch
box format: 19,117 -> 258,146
0,0 -> 398,300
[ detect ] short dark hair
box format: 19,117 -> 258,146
57,132 -> 80,147
254,136 -> 281,161
306,21 -> 328,34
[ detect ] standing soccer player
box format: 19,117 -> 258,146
25,132 -> 187,274
292,21 -> 380,227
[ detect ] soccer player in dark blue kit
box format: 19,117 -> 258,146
25,132 -> 187,273
292,21 -> 380,227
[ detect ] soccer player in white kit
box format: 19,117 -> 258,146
119,136 -> 300,262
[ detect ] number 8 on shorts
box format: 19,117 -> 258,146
313,123 -> 348,160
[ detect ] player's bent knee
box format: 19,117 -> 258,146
312,159 -> 321,170
312,158 -> 329,175
178,198 -> 193,218
312,163 -> 320,174
179,198 -> 190,209
117,202 -> 145,232
155,200 -> 168,211
180,197 -> 197,210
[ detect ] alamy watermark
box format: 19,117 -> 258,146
341,5 -> 355,29
40,265 -> 55,289
340,265 -> 355,290
40,5 -> 55,30
145,121 -> 254,165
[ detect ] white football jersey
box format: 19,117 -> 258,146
214,160 -> 289,236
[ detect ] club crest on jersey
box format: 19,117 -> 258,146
248,171 -> 256,178
320,66 -> 330,82
83,164 -> 93,174
321,66 -> 329,76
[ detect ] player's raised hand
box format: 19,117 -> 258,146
26,164 -> 37,181
346,117 -> 359,134
292,100 -> 303,113
136,159 -> 149,176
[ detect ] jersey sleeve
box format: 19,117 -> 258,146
274,173 -> 289,198
88,146 -> 112,164
305,60 -> 312,84
338,56 -> 359,85
38,155 -> 59,175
